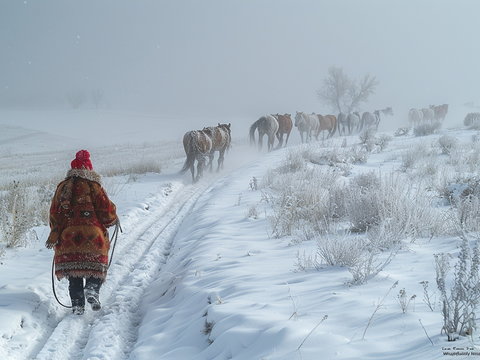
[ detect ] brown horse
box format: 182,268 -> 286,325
180,129 -> 213,182
203,123 -> 231,172
315,114 -> 337,139
272,113 -> 293,148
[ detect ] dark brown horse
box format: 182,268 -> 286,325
180,129 -> 213,182
315,114 -> 337,139
203,123 -> 231,172
272,113 -> 293,148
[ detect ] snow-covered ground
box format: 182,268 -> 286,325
1,107 -> 480,360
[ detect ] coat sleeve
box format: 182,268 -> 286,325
93,184 -> 118,227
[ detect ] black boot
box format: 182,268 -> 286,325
71,299 -> 85,315
85,277 -> 102,311
69,277 -> 85,315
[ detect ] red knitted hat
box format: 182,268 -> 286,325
71,150 -> 93,170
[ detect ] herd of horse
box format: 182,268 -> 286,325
180,104 -> 451,183
248,107 -> 394,151
408,104 -> 448,127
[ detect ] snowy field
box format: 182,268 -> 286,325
1,107 -> 480,360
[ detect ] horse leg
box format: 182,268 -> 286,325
207,150 -> 214,172
285,131 -> 291,146
276,132 -> 283,149
190,159 -> 195,183
195,154 -> 206,182
217,149 -> 225,171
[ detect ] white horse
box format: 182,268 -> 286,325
408,108 -> 423,127
249,115 -> 279,151
346,112 -> 361,134
361,111 -> 378,131
421,108 -> 435,124
294,111 -> 319,143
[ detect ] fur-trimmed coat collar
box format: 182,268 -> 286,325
66,168 -> 102,184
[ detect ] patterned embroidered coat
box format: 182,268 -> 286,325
47,169 -> 118,281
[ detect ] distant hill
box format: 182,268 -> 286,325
0,123 -> 81,155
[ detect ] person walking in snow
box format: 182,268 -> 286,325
46,150 -> 118,315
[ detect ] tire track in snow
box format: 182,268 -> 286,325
32,178 -> 213,360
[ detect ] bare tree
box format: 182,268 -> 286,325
317,66 -> 378,113
66,90 -> 87,109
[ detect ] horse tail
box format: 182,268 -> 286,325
180,132 -> 196,174
180,153 -> 194,174
249,118 -> 261,145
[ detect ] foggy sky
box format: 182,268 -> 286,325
1,0 -> 480,118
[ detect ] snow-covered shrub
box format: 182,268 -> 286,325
267,173 -> 332,238
464,112 -> 480,129
376,134 -> 392,151
0,182 -> 33,247
358,128 -> 376,152
349,146 -> 369,164
264,163 -> 342,238
415,157 -> 439,179
400,143 -> 432,173
413,121 -> 441,136
304,147 -> 347,166
400,149 -> 418,172
435,237 -> 480,341
441,177 -> 480,232
351,171 -> 380,190
0,179 -> 54,248
348,246 -> 398,285
438,135 -> 458,155
464,143 -> 480,173
456,196 -> 480,232
345,173 -> 441,239
294,250 -> 321,272
367,219 -> 404,251
316,233 -> 364,267
394,127 -> 409,137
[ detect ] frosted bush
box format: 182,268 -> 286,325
394,127 -> 409,137
400,149 -> 418,172
0,182 -> 32,247
358,129 -> 376,152
349,146 -> 369,164
438,135 -> 458,155
436,237 -> 480,341
316,233 -> 365,267
264,161 -> 342,238
345,173 -> 441,239
413,121 -> 441,136
376,134 -> 392,151
464,112 -> 480,129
